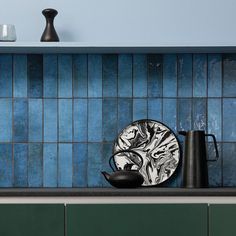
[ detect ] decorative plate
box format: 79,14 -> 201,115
113,119 -> 180,186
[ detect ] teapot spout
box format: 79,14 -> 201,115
101,171 -> 110,181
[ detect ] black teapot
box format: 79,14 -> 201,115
101,150 -> 144,188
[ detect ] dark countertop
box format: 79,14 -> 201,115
1,188 -> 236,197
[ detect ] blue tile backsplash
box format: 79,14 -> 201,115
0,53 -> 236,187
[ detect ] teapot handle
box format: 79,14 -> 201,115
109,150 -> 143,172
205,134 -> 219,161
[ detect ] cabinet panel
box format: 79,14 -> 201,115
209,204 -> 236,236
0,204 -> 64,236
67,204 -> 207,236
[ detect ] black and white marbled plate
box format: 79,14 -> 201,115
113,120 -> 180,186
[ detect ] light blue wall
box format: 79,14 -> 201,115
0,0 -> 236,43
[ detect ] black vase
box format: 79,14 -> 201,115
40,8 -> 59,42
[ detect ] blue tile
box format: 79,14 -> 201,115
13,55 -> 27,97
103,54 -> 117,97
148,54 -> 162,97
88,54 -> 102,97
118,98 -> 132,133
223,54 -> 236,97
73,55 -> 87,97
192,98 -> 207,130
73,143 -> 87,187
87,143 -> 102,187
0,55 -> 12,97
223,143 -> 236,186
148,98 -> 162,121
103,98 -> 117,142
0,144 -> 12,187
102,143 -> 113,187
178,99 -> 192,140
58,144 -> 72,187
223,99 -> 236,141
43,54 -> 57,98
44,99 -> 57,142
13,144 -> 28,187
73,99 -> 87,142
118,54 -> 132,97
88,99 -> 102,142
193,54 -> 207,97
163,99 -> 177,132
43,143 -> 57,187
133,99 -> 147,121
177,54 -> 192,97
208,54 -> 222,97
163,54 -> 177,97
0,99 -> 12,142
28,54 -> 43,98
208,99 -> 222,141
59,99 -> 72,142
13,99 -> 28,142
28,99 -> 42,142
133,55 -> 147,97
58,55 -> 72,98
28,143 -> 43,187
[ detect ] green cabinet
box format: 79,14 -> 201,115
209,204 -> 236,236
0,204 -> 64,236
66,204 -> 208,236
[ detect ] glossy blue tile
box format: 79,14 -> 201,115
0,99 -> 12,142
28,143 -> 43,187
59,99 -> 72,142
223,54 -> 236,97
192,98 -> 207,130
13,99 -> 28,142
133,99 -> 147,121
58,144 -> 72,187
14,144 -> 28,187
208,99 -> 222,141
163,99 -> 177,132
148,98 -> 162,121
163,54 -> 177,97
0,144 -> 12,187
58,54 -> 72,98
87,143 -> 102,187
103,54 -> 117,97
88,54 -> 102,97
208,54 -> 222,97
43,143 -> 57,187
133,55 -> 147,97
13,55 -> 27,97
73,99 -> 87,142
118,54 -> 132,97
28,99 -> 42,142
177,54 -> 192,97
44,99 -> 57,142
73,55 -> 88,97
102,143 -> 113,187
103,98 -> 117,142
88,99 -> 102,142
223,99 -> 236,141
148,54 -> 162,97
28,54 -> 43,98
118,98 -> 132,133
0,55 -> 12,97
193,54 -> 207,97
73,143 -> 87,187
223,143 -> 236,186
43,54 -> 57,98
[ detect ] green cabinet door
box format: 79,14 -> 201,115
0,204 -> 64,236
67,204 -> 207,236
209,204 -> 236,236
